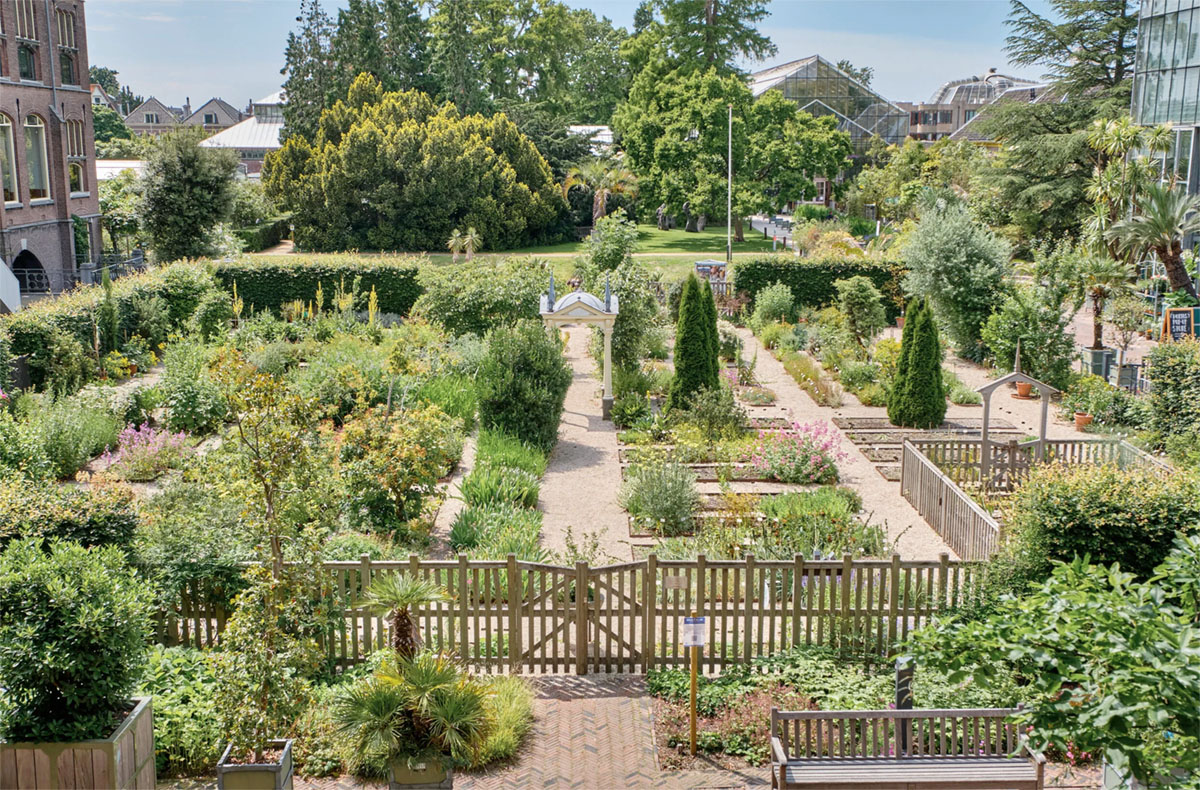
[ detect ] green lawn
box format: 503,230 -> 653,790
463,223 -> 777,257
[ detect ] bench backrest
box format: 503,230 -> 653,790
771,708 -> 1021,761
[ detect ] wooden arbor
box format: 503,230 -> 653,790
975,348 -> 1059,487
540,275 -> 619,418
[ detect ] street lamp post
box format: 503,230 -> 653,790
726,104 -> 733,265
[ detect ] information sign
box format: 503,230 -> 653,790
1163,307 -> 1196,341
682,616 -> 706,647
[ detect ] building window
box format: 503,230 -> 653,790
15,0 -> 37,40
68,162 -> 83,194
56,9 -> 76,48
65,119 -> 84,157
964,110 -> 977,123
18,45 -> 37,80
59,52 -> 75,85
145,112 -> 159,124
0,115 -> 16,203
203,113 -> 218,125
24,115 -> 49,200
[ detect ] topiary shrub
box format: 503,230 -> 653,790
667,274 -> 719,412
887,301 -> 945,428
477,321 -> 572,452
0,539 -> 153,741
1003,463 -> 1200,582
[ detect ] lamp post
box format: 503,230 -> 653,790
726,103 -> 733,265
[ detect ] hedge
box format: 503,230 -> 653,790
731,255 -> 903,318
234,216 -> 291,253
212,255 -> 423,317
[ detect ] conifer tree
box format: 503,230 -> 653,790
668,274 -> 717,410
887,301 -> 918,426
701,278 -> 720,387
890,301 -> 947,429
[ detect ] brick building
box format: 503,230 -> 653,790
0,0 -> 101,308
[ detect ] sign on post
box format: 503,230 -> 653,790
682,616 -> 707,647
683,614 -> 706,755
1163,307 -> 1197,341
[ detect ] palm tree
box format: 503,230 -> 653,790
562,160 -> 637,226
1085,117 -> 1173,259
463,227 -> 481,261
1073,254 -> 1134,350
364,573 -> 449,659
1107,183 -> 1200,301
447,229 -> 465,263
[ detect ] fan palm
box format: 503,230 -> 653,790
563,160 -> 637,226
447,229 -> 465,263
1072,254 -> 1134,350
463,227 -> 481,261
364,574 -> 450,659
1107,183 -> 1200,301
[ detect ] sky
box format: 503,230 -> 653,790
85,0 -> 1057,112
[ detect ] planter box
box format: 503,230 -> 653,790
389,757 -> 453,789
216,739 -> 293,790
1081,346 -> 1114,378
0,696 -> 155,790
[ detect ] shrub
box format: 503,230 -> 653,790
27,396 -> 121,478
614,363 -> 672,398
246,341 -> 298,375
416,373 -> 478,431
584,259 -> 662,369
289,335 -> 388,422
611,392 -> 652,428
0,539 -> 153,742
161,341 -> 227,433
732,255 -> 898,318
750,281 -> 795,327
0,478 -> 137,548
742,421 -> 845,485
137,646 -> 221,777
213,255 -> 422,317
475,429 -> 548,477
415,258 -> 547,336
0,410 -> 50,479
667,274 -> 719,411
471,676 -> 535,769
980,283 -> 1076,391
1004,463 -> 1200,582
620,461 -> 700,535
321,531 -> 407,562
756,321 -> 789,350
477,321 -> 572,452
855,382 -> 888,407
834,276 -> 887,349
103,423 -> 193,482
461,465 -> 540,509
188,288 -> 233,341
449,503 -> 545,559
679,386 -> 746,440
837,359 -> 880,392
1060,373 -> 1148,428
888,301 -> 946,428
1147,337 -> 1200,440
718,327 -> 743,362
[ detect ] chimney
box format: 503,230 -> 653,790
184,97 -> 191,117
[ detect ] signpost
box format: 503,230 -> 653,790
1162,307 -> 1197,341
682,613 -> 706,756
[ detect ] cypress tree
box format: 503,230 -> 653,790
891,300 -> 947,429
887,300 -> 918,426
668,274 -> 717,411
700,278 -> 720,390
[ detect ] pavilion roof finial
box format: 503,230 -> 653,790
547,273 -> 556,306
1013,338 -> 1022,376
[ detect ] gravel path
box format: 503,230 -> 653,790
538,326 -> 631,561
735,327 -> 956,560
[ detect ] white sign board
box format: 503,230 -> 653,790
682,616 -> 706,647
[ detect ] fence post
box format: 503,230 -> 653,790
840,554 -> 852,650
360,553 -> 373,655
887,553 -> 900,655
506,554 -> 521,674
791,555 -> 803,647
458,554 -> 469,665
645,554 -> 657,671
696,554 -> 707,669
937,553 -> 949,611
743,554 -> 755,665
575,560 -> 589,675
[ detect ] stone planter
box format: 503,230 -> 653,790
0,696 -> 155,790
388,757 -> 453,789
1114,363 -> 1139,390
1081,346 -> 1114,378
1075,412 -> 1094,431
216,738 -> 294,790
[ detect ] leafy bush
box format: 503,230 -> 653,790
0,478 -> 137,549
461,465 -> 540,509
289,335 -> 388,422
855,382 -> 888,407
477,321 -> 572,452
415,258 -> 547,336
981,282 -> 1076,391
1060,374 -> 1148,428
757,321 -> 789,350
449,503 -> 544,559
679,386 -> 746,440
213,255 -> 422,317
416,373 -> 478,431
321,531 -> 407,562
137,646 -> 221,776
613,363 -> 672,398
102,423 -> 193,481
750,281 -> 795,328
581,209 -> 639,270
612,392 -> 652,428
188,288 -> 233,341
1004,463 -> 1200,581
732,255 -> 899,319
0,539 -> 153,741
475,429 -> 548,477
26,396 -> 121,478
1147,337 -> 1200,440
834,276 -> 887,349
584,259 -> 662,369
620,461 -> 700,536
742,421 -> 845,485
837,359 -> 880,392
718,327 -> 743,362
471,676 -> 535,769
161,341 -> 227,433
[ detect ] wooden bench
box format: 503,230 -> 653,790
770,707 -> 1045,790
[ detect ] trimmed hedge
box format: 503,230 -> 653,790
732,255 -> 902,318
233,216 -> 291,253
212,255 -> 422,317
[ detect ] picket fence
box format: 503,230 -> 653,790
156,553 -> 982,674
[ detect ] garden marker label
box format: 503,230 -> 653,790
682,616 -> 706,647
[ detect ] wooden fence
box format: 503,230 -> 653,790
900,442 -> 1001,562
155,553 -> 982,674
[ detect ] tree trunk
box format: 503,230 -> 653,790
734,216 -> 745,243
391,610 -> 418,659
1160,242 -> 1200,300
1091,294 -> 1105,350
593,190 -> 607,226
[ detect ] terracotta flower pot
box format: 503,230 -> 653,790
1016,381 -> 1032,398
896,316 -> 905,329
1074,412 -> 1093,431
129,362 -> 138,375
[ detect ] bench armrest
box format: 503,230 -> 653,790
771,736 -> 789,766
1018,734 -> 1046,764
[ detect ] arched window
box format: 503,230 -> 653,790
68,162 -> 83,194
59,52 -> 75,85
24,116 -> 49,200
18,45 -> 36,81
0,115 -> 16,203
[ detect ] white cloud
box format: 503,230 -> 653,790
137,13 -> 178,23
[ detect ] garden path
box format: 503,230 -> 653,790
734,328 -> 956,560
538,326 -> 632,561
428,433 -> 477,559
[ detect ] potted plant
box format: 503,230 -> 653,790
1106,294 -> 1149,389
0,540 -> 157,790
1075,411 -> 1094,430
1016,380 -> 1033,398
213,567 -> 317,790
1073,254 -> 1132,379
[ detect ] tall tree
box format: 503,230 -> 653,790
330,0 -> 387,98
1005,0 -> 1138,108
667,274 -> 718,411
139,130 -> 239,262
381,0 -> 436,95
1108,183 -> 1200,301
89,66 -> 121,97
659,0 -> 776,72
430,0 -> 487,113
280,0 -> 335,142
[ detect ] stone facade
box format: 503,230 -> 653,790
0,0 -> 101,304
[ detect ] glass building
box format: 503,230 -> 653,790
1133,0 -> 1200,191
751,56 -> 910,154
